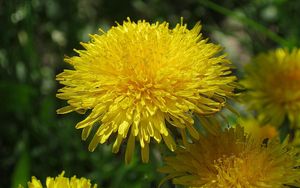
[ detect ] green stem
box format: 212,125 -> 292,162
198,0 -> 290,48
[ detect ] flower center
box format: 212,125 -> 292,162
268,69 -> 300,106
213,154 -> 267,187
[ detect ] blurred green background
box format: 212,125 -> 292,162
1,0 -> 299,187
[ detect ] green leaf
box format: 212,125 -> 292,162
11,147 -> 30,188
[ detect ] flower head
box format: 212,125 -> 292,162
241,48 -> 300,128
19,171 -> 97,188
56,18 -> 236,163
159,125 -> 300,188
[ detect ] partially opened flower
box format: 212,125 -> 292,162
159,125 -> 300,187
56,18 -> 236,163
241,48 -> 300,128
19,171 -> 97,188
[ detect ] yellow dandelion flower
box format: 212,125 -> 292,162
241,48 -> 300,128
159,125 -> 300,188
236,117 -> 278,141
56,18 -> 236,163
19,171 -> 97,188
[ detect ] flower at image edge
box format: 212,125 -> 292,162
241,48 -> 300,128
56,18 -> 236,163
19,171 -> 97,188
159,125 -> 300,188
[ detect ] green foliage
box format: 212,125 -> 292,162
1,0 -> 299,187
11,142 -> 30,188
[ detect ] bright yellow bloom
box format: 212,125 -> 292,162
19,171 -> 97,188
241,48 -> 300,128
159,125 -> 300,188
56,18 -> 236,163
237,117 -> 278,141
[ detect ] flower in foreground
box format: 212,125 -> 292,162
56,18 -> 236,163
19,171 -> 97,188
241,48 -> 300,128
159,125 -> 300,188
